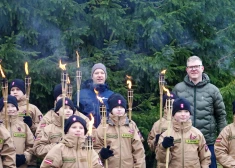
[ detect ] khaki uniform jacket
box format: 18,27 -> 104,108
33,114 -> 63,159
35,109 -> 90,137
157,119 -> 211,168
94,114 -> 146,168
3,115 -> 34,168
40,134 -> 103,168
148,113 -> 168,152
0,123 -> 16,168
17,97 -> 43,135
215,117 -> 235,168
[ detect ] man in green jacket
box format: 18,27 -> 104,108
173,56 -> 227,168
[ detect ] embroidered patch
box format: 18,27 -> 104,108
180,104 -> 184,108
228,136 -> 235,141
12,82 -> 15,85
138,131 -> 143,138
73,117 -> 76,121
35,136 -> 42,141
216,138 -> 222,143
174,138 -> 181,143
122,133 -> 133,138
80,158 -> 86,162
40,123 -> 46,128
107,134 -> 118,139
185,139 -> 199,144
129,129 -> 134,134
118,100 -> 121,104
98,158 -> 103,166
0,138 -> 4,144
13,133 -> 26,138
62,157 -> 76,163
205,144 -> 208,152
44,158 -> 53,164
190,133 -> 197,140
49,133 -> 62,139
18,127 -> 21,132
18,113 -> 30,117
65,100 -> 68,104
38,115 -> 43,121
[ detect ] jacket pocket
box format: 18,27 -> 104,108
122,157 -> 133,167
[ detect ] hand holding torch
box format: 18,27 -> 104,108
126,75 -> 133,120
0,65 -> 8,129
25,62 -> 31,116
59,60 -> 68,137
158,70 -> 166,131
76,51 -> 82,108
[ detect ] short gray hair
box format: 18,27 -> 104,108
187,56 -> 202,66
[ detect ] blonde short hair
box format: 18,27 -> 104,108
187,56 -> 202,66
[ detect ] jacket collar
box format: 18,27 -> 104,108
108,113 -> 129,126
52,113 -> 63,127
172,118 -> 192,132
184,73 -> 210,87
18,96 -> 27,106
62,134 -> 86,149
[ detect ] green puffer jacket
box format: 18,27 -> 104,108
173,73 -> 227,145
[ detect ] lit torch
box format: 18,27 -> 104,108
59,60 -> 68,137
66,76 -> 73,99
158,69 -> 166,131
0,65 -> 8,129
76,51 -> 82,107
25,62 -> 31,116
126,75 -> 133,120
86,114 -> 94,168
162,86 -> 174,168
94,88 -> 108,168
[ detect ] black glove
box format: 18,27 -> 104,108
162,136 -> 174,149
154,133 -> 161,145
99,145 -> 114,159
23,115 -> 32,127
16,154 -> 26,167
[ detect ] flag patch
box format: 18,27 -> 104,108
44,158 -> 53,164
216,138 -> 222,143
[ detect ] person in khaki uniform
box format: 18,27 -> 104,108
40,115 -> 103,168
1,95 -> 34,168
36,84 -> 90,137
33,97 -> 76,159
94,93 -> 146,168
9,79 -> 43,135
148,92 -> 178,152
157,98 -> 211,168
214,101 -> 235,167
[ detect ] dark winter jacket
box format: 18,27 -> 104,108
74,79 -> 114,128
173,73 -> 227,145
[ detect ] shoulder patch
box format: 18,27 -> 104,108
98,158 -> 103,166
215,138 -> 222,143
40,123 -> 47,128
44,158 -> 53,165
38,115 -> 43,121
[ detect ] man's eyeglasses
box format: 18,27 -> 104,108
187,65 -> 202,70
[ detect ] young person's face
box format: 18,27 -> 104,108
68,122 -> 85,137
174,110 -> 190,122
10,87 -> 24,101
112,106 -> 125,116
7,103 -> 18,116
64,105 -> 74,119
92,69 -> 106,84
186,60 -> 204,82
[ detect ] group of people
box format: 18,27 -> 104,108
0,56 -> 233,168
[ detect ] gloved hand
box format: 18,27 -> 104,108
162,136 -> 174,149
154,133 -> 161,145
99,145 -> 114,159
16,154 -> 26,167
23,115 -> 32,127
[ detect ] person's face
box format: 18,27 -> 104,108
10,87 -> 24,101
112,106 -> 125,116
64,105 -> 74,119
7,103 -> 18,116
186,60 -> 204,82
67,122 -> 85,137
174,110 -> 190,122
92,69 -> 106,84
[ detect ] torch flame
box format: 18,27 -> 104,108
67,76 -> 70,84
94,88 -> 104,104
162,86 -> 170,97
25,62 -> 29,75
88,114 -> 94,136
59,60 -> 67,70
0,65 -> 6,78
160,69 -> 167,74
76,51 -> 80,68
126,75 -> 132,89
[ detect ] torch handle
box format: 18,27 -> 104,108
158,91 -> 163,131
26,98 -> 30,116
77,90 -> 80,108
3,100 -> 8,129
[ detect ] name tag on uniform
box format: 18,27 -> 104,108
174,138 -> 181,143
62,157 -> 76,163
122,133 -> 133,138
107,134 -> 118,139
13,133 -> 26,138
18,113 -> 30,117
228,136 -> 235,141
80,158 -> 87,162
185,139 -> 199,144
0,138 -> 3,144
49,133 -> 62,139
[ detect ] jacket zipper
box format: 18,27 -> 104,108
193,86 -> 196,127
118,117 -> 121,168
181,123 -> 184,167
